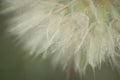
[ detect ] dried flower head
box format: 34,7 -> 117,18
2,0 -> 120,75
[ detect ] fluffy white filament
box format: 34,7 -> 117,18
2,0 -> 120,75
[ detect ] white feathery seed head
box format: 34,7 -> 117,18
2,0 -> 120,75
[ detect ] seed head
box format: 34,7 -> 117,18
2,0 -> 120,75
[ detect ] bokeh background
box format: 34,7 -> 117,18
0,0 -> 120,80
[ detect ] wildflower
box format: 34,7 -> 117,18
2,0 -> 120,75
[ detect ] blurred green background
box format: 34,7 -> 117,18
0,0 -> 120,80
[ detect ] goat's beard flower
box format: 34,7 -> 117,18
2,0 -> 120,75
